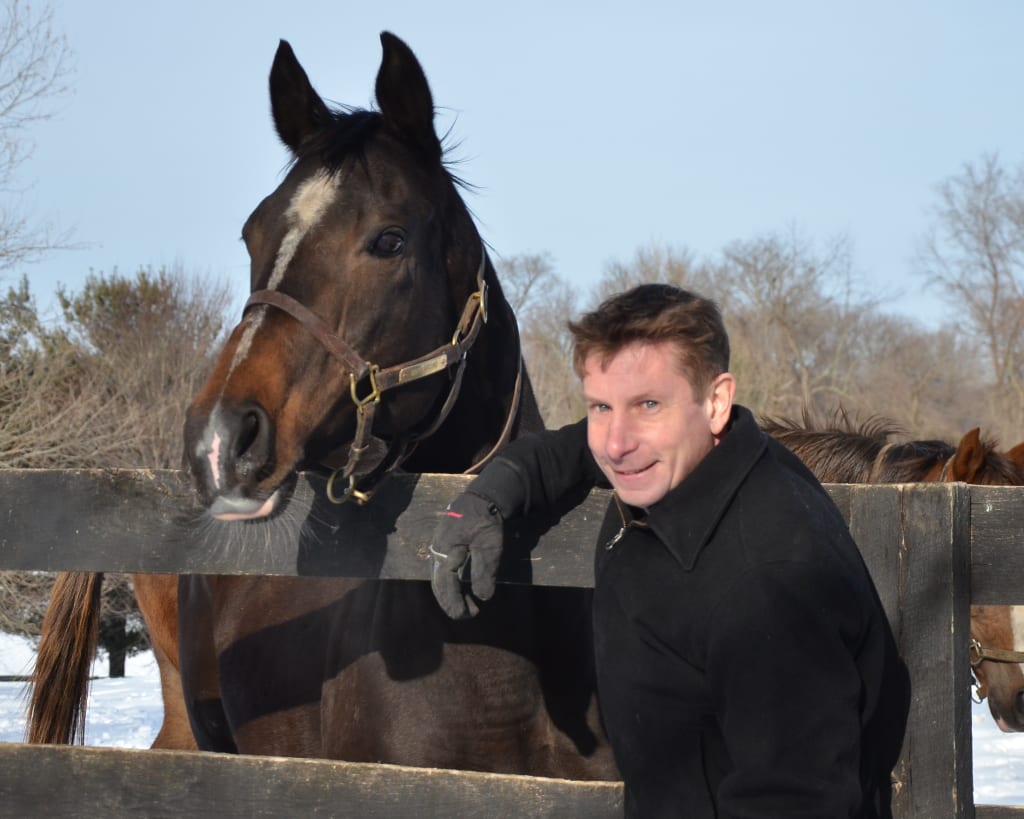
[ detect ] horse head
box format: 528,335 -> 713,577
939,431 -> 1024,730
971,605 -> 1024,732
930,427 -> 1024,485
184,33 -> 524,519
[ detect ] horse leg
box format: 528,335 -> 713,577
27,572 -> 103,744
178,575 -> 237,753
130,573 -> 197,750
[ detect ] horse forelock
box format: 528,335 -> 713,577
293,107 -> 383,170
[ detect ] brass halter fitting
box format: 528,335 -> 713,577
326,470 -> 372,505
244,241 -> 504,506
350,364 -> 381,407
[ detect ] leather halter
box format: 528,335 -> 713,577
243,245 -> 520,504
970,639 -> 1024,668
969,637 -> 1024,703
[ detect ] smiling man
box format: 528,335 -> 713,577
430,284 -> 909,818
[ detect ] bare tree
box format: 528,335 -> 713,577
916,154 -> 1024,438
716,230 -> 879,419
496,253 -> 585,427
0,266 -> 231,674
851,313 -> 984,442
56,265 -> 232,468
595,244 -> 718,307
0,0 -> 73,271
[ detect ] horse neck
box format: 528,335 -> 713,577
771,430 -> 882,483
402,263 -> 542,474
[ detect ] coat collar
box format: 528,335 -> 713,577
639,404 -> 767,571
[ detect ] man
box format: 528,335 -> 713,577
429,284 -> 909,817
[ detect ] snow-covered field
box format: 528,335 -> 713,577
2,633 -> 1024,805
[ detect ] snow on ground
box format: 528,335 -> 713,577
0,632 -> 163,748
2,633 -> 1024,804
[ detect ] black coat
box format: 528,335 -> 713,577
479,406 -> 909,818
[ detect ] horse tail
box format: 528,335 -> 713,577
27,571 -> 103,744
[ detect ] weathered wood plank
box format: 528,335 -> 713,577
978,807 -> 1024,818
2,471 -> 1018,817
970,485 -> 1024,605
0,469 -> 606,585
901,484 -> 972,819
846,484 -> 975,819
0,744 -> 624,818
7,469 -> 1017,595
845,484 -> 911,817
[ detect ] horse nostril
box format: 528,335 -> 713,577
233,403 -> 274,480
236,411 -> 261,459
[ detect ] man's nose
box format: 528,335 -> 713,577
604,413 -> 637,460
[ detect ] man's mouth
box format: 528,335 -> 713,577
614,463 -> 656,479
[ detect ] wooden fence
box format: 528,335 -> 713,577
0,468 -> 1023,817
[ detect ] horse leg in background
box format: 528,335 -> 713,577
178,575 -> 238,753
971,604 -> 1024,732
130,573 -> 197,750
27,572 -> 102,744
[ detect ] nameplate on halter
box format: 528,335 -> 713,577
398,355 -> 449,384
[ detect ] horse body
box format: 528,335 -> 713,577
173,34 -> 613,776
29,33 -> 614,778
762,414 -> 1024,732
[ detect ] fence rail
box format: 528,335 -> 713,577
0,469 -> 1022,818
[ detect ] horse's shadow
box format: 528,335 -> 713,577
214,474 -> 602,754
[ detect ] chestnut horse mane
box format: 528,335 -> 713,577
759,409 -> 1017,485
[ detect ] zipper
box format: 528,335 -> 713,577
605,494 -> 646,550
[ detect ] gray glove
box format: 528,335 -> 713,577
430,491 -> 505,619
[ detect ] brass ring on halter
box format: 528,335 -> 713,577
326,468 -> 371,505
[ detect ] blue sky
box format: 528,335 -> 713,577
11,1 -> 1024,327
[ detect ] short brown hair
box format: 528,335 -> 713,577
569,284 -> 730,397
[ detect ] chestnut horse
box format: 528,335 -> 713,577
30,33 -> 616,778
761,414 -> 1024,732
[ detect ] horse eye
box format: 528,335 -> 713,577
370,229 -> 405,257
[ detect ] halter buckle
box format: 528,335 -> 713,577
350,364 -> 381,407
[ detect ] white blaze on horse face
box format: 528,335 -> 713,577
226,170 -> 342,379
198,171 -> 343,494
268,170 -> 341,290
208,431 -> 223,490
1011,606 -> 1024,657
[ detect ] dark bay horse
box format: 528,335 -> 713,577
31,33 -> 615,778
761,414 -> 1024,732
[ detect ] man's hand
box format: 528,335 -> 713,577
429,491 -> 505,619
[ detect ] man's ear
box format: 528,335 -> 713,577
706,373 -> 736,437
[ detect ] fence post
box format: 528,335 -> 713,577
843,483 -> 973,819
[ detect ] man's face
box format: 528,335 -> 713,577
583,341 -> 732,509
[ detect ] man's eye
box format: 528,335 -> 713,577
644,400 -> 659,409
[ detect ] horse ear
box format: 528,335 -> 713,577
948,427 -> 986,480
375,32 -> 441,162
269,40 -> 333,152
1007,441 -> 1024,466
